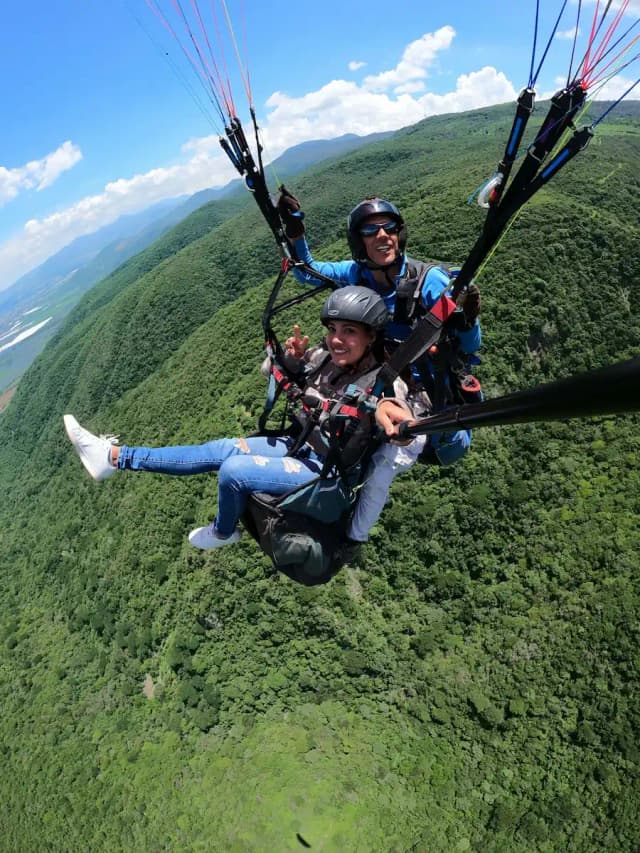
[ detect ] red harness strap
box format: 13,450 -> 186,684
300,398 -> 366,420
271,364 -> 292,390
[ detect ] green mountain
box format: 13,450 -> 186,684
0,102 -> 639,851
0,132 -> 392,398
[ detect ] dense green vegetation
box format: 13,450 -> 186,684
0,102 -> 639,851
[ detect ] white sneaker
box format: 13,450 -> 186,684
188,525 -> 241,550
64,414 -> 118,481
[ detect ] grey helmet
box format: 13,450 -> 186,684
320,286 -> 389,331
347,198 -> 407,268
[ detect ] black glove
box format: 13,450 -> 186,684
463,283 -> 481,325
277,186 -> 305,239
450,283 -> 481,330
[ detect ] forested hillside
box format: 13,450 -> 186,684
0,102 -> 639,851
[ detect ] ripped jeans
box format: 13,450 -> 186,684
117,436 -> 324,536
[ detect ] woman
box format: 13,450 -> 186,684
64,287 -> 414,550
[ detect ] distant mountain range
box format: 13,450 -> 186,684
177,131 -> 394,214
0,199 -> 186,314
0,129 -> 392,393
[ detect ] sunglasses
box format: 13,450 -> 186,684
359,220 -> 401,237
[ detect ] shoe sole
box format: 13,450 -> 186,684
188,528 -> 242,549
63,414 -> 112,482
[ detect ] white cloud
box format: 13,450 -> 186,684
420,66 -> 516,113
0,141 -> 82,207
37,142 -> 83,190
181,134 -> 219,155
394,81 -> 427,96
593,73 -> 640,100
264,80 -> 421,152
556,27 -> 579,40
0,151 -> 237,288
262,64 -> 516,153
0,27 -> 521,289
363,26 -> 455,93
348,61 -> 366,72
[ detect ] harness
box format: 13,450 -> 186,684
244,354 -> 383,585
366,257 -> 483,413
393,259 -> 447,326
270,350 -> 381,473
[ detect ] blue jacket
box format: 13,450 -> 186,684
291,236 -> 481,352
291,236 -> 481,465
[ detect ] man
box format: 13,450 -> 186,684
277,190 -> 482,552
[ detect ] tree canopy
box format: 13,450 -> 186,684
0,101 -> 639,851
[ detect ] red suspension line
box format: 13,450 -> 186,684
581,0 -> 605,80
588,43 -> 640,89
145,0 -> 227,124
582,0 -> 629,86
190,0 -> 235,116
582,0 -> 631,84
210,0 -> 237,118
172,0 -> 226,122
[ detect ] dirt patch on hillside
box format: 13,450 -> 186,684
346,567 -> 363,601
0,386 -> 16,414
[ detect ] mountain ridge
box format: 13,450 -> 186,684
0,129 -> 395,394
0,101 -> 638,849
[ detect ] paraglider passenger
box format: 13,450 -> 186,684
64,287 -> 416,551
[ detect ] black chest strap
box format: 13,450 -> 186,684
394,259 -> 451,325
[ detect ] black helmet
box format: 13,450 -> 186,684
347,198 -> 407,267
321,286 -> 389,331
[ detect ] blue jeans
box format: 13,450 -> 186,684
117,436 -> 324,536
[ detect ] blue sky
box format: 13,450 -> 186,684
1,0 -> 638,290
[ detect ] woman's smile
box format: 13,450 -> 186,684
325,320 -> 375,367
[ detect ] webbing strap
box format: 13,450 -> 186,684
393,261 -> 440,325
372,292 -> 458,394
271,365 -> 292,388
256,371 -> 289,433
303,399 -> 364,420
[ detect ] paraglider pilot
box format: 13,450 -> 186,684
278,189 -> 482,544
